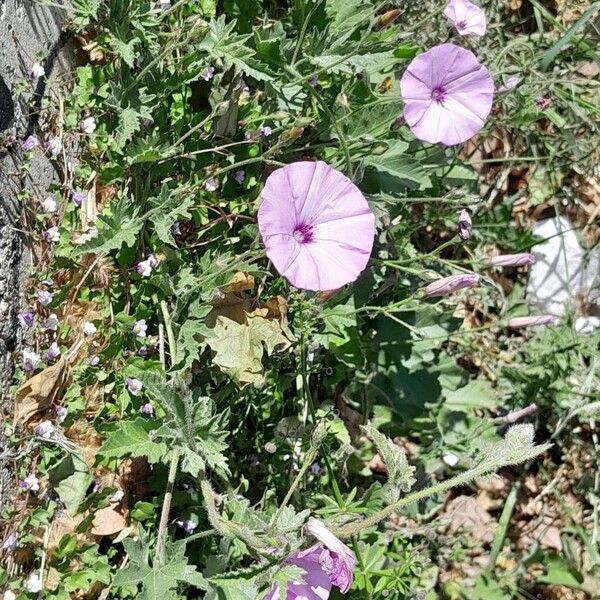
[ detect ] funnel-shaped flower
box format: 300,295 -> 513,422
424,273 -> 479,297
507,315 -> 558,329
444,0 -> 486,36
490,253 -> 535,267
264,518 -> 356,600
400,43 -> 494,146
258,161 -> 375,291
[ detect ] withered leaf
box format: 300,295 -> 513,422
91,503 -> 128,536
16,357 -> 71,422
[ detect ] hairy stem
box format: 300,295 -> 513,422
155,448 -> 180,564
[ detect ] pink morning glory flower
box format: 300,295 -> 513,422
424,273 -> 479,297
444,0 -> 486,36
489,253 -> 535,267
400,43 -> 494,146
139,403 -> 154,416
265,518 -> 356,599
258,161 -> 375,291
127,378 -> 143,396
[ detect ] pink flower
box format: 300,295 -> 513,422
490,253 -> 535,267
400,43 -> 494,146
507,315 -> 558,329
496,76 -> 522,94
265,518 -> 356,599
258,161 -> 375,291
424,273 -> 479,297
444,0 -> 486,36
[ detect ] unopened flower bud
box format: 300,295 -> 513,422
490,253 -> 535,267
424,273 -> 479,297
457,209 -> 472,240
507,315 -> 558,329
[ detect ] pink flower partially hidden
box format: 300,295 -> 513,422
444,0 -> 486,36
400,43 -> 494,146
264,518 -> 356,600
258,161 -> 375,291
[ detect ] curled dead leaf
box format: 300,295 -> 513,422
16,357 -> 71,423
376,9 -> 401,29
91,503 -> 128,536
224,271 -> 255,294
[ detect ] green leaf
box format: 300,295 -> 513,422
200,16 -> 272,81
74,195 -> 144,256
311,51 -> 394,75
148,184 -> 195,246
537,555 -> 584,588
362,423 -> 416,502
363,140 -> 431,189
108,36 -> 138,68
444,380 -> 497,412
115,107 -> 141,147
49,454 -> 93,516
98,419 -> 167,464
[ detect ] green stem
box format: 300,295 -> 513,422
155,448 -> 181,564
334,461 -> 494,538
160,300 -> 177,367
486,480 -> 521,573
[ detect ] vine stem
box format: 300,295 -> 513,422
333,462 -> 494,538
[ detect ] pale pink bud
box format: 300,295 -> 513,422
507,315 -> 558,329
490,253 -> 535,267
457,209 -> 472,240
424,273 -> 479,297
496,76 -> 522,94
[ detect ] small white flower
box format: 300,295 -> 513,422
443,452 -> 459,467
41,196 -> 57,213
80,116 -> 96,134
88,355 -> 100,366
43,226 -> 60,243
24,573 -> 43,593
46,341 -> 60,361
133,319 -> 148,338
55,406 -> 68,423
33,420 -> 55,439
136,260 -> 153,277
203,177 -> 218,192
126,378 -> 143,396
46,137 -> 62,157
21,473 -> 40,492
83,321 -> 97,336
111,489 -> 125,503
37,289 -> 53,306
22,349 -> 41,371
147,254 -> 159,268
4,589 -> 17,600
158,0 -> 171,8
200,65 -> 215,81
31,62 -> 45,79
44,313 -> 59,331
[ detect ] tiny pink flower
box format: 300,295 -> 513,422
400,43 -> 494,146
136,259 -> 153,277
203,177 -> 218,192
490,253 -> 535,267
17,311 -> 36,328
23,349 -> 41,371
507,315 -> 558,329
457,209 -> 472,240
55,406 -> 68,423
111,489 -> 125,503
71,190 -> 86,207
496,76 -> 522,94
41,196 -> 57,213
37,289 -> 53,306
30,62 -> 45,79
177,519 -> 197,534
43,226 -> 60,243
535,96 -> 551,110
147,254 -> 159,268
258,161 -> 375,291
44,313 -> 59,330
200,65 -> 215,81
45,137 -> 62,157
2,532 -> 18,551
46,342 -> 60,361
34,420 -> 55,438
22,135 -> 40,151
127,378 -> 143,396
444,0 -> 487,36
83,321 -> 97,336
259,125 -> 272,137
424,273 -> 479,297
20,473 -> 40,492
139,403 -> 154,416
88,355 -> 100,366
80,116 -> 96,134
232,170 -> 245,184
133,319 -> 148,338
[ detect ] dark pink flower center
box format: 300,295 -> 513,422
431,86 -> 447,103
293,223 -> 314,244
457,20 -> 467,29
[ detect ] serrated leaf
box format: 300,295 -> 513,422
98,419 -> 167,464
49,454 -> 93,516
200,16 -> 272,81
148,185 -> 194,246
115,107 -> 141,147
311,51 -> 394,75
362,423 -> 416,502
108,36 -> 138,68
